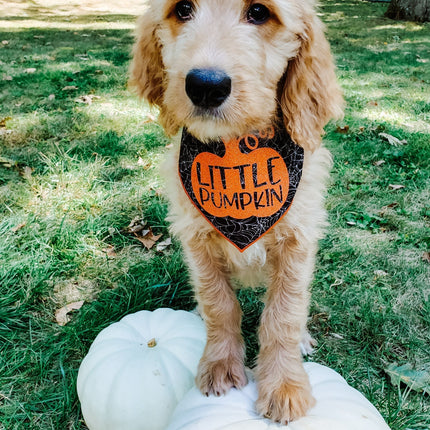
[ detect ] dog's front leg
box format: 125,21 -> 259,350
186,238 -> 247,396
256,236 -> 316,423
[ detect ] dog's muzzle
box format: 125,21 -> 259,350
185,68 -> 231,109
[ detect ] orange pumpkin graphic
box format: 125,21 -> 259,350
190,132 -> 289,219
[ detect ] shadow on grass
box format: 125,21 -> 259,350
1,14 -> 138,23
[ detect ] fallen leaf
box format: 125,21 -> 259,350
48,94 -> 55,100
368,100 -> 378,106
33,35 -> 45,39
125,218 -> 162,249
1,40 -> 9,45
62,85 -> 78,91
389,184 -> 405,190
373,160 -> 385,167
0,116 -> 11,127
2,75 -> 12,81
127,217 -> 147,234
77,95 -> 93,105
55,301 -> 84,326
11,222 -> 26,233
379,132 -> 407,146
136,230 -> 162,250
374,269 -> 388,277
385,363 -> 430,395
379,202 -> 398,215
336,125 -> 350,134
75,94 -> 100,105
103,245 -> 117,258
24,68 -> 36,74
22,166 -> 33,180
422,252 -> 430,264
330,333 -> 344,339
156,237 -> 172,252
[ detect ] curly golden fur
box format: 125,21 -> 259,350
130,0 -> 343,423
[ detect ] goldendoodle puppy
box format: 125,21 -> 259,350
130,0 -> 343,423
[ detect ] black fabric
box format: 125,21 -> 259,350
178,125 -> 304,251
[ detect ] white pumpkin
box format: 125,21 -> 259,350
167,362 -> 391,430
77,308 -> 206,430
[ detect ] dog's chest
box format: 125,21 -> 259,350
218,234 -> 270,287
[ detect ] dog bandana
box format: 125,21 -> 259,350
178,124 -> 304,251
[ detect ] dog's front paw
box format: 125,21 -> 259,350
256,381 -> 315,424
196,356 -> 247,396
300,330 -> 317,356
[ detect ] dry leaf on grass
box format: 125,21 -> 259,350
22,166 -> 33,180
11,222 -> 26,233
374,270 -> 388,278
379,132 -> 407,146
422,252 -> 430,264
136,231 -> 162,250
127,217 -> 147,234
103,245 -> 117,258
156,237 -> 172,252
62,85 -> 78,91
55,301 -> 84,326
379,202 -> 398,215
336,125 -> 349,134
389,184 -> 405,190
76,94 -> 101,105
373,160 -> 385,167
24,68 -> 36,74
126,217 -> 162,250
0,117 -> 12,128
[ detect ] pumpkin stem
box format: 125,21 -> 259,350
147,338 -> 157,348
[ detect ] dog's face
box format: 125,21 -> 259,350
131,0 -> 343,149
155,0 -> 308,140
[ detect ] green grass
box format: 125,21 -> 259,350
0,1 -> 429,429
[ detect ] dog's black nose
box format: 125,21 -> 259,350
185,69 -> 231,109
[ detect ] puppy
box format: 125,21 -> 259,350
130,0 -> 343,423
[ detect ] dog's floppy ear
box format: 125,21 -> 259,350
129,12 -> 165,107
280,16 -> 344,152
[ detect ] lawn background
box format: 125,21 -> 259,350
0,0 -> 429,428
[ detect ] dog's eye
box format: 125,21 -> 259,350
175,0 -> 194,21
247,3 -> 270,25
